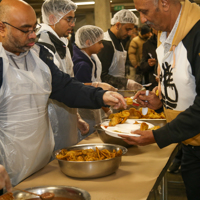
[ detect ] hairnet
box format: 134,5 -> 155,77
111,9 -> 138,25
75,25 -> 104,49
42,0 -> 77,25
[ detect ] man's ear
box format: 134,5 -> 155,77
49,14 -> 57,25
85,39 -> 91,47
115,22 -> 122,30
0,21 -> 6,37
161,0 -> 170,11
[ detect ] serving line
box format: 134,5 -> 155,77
15,133 -> 178,200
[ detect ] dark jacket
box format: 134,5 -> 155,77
140,34 -> 158,90
72,45 -> 96,83
97,29 -> 128,89
0,45 -> 107,109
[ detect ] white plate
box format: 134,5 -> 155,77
101,119 -> 154,139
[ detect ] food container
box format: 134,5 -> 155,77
95,123 -> 133,148
53,144 -> 127,179
13,185 -> 91,200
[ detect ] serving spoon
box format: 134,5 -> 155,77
14,188 -> 55,200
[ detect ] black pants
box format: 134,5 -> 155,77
181,144 -> 200,200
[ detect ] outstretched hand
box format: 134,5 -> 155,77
0,165 -> 12,192
118,130 -> 156,146
133,90 -> 162,110
103,91 -> 126,109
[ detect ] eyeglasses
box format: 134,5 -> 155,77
64,17 -> 76,25
2,22 -> 41,35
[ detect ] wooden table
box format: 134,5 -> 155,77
16,133 -> 178,200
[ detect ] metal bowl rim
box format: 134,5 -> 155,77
13,185 -> 91,198
53,143 -> 128,163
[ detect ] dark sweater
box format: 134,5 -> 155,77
0,45 -> 107,109
72,45 -> 97,83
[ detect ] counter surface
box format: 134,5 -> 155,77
16,133 -> 177,200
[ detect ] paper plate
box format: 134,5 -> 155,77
101,119 -> 154,139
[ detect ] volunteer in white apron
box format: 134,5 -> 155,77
97,9 -> 143,91
103,31 -> 127,78
37,0 -> 89,150
0,44 -> 54,186
73,25 -> 115,139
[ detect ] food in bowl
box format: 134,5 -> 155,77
56,147 -> 122,161
54,144 -> 127,178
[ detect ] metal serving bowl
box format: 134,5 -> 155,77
53,144 -> 127,179
13,185 -> 91,200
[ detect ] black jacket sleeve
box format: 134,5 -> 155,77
97,40 -> 128,89
153,21 -> 200,148
39,45 -> 107,109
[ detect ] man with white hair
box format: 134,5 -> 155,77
97,9 -> 143,90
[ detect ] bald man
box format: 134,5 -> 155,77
0,0 -> 126,187
119,0 -> 200,199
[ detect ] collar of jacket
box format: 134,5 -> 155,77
47,31 -> 66,59
157,0 -> 200,51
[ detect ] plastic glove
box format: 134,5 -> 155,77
77,114 -> 89,136
126,79 -> 143,91
0,165 -> 12,192
103,91 -> 126,110
92,82 -> 117,91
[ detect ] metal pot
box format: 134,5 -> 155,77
13,185 -> 91,200
53,144 -> 127,179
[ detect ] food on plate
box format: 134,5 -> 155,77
134,121 -> 139,124
108,110 -> 130,126
140,122 -> 149,131
56,147 -> 123,161
149,125 -> 160,130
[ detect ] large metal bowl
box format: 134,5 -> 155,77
53,144 -> 127,179
13,185 -> 91,200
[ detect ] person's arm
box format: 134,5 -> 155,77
140,43 -> 156,73
128,39 -> 138,68
0,165 -> 12,192
97,40 -> 128,89
73,62 -> 92,83
39,45 -> 126,109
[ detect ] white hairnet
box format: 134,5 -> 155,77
75,25 -> 104,49
111,9 -> 138,25
42,0 -> 77,25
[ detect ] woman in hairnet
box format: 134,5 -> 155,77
72,25 -> 115,139
36,0 -> 90,150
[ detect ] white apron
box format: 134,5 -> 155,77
78,54 -> 102,140
48,46 -> 78,150
103,31 -> 127,78
37,26 -> 79,150
0,44 -> 54,186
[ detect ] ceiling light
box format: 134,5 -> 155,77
129,9 -> 137,11
75,1 -> 95,5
